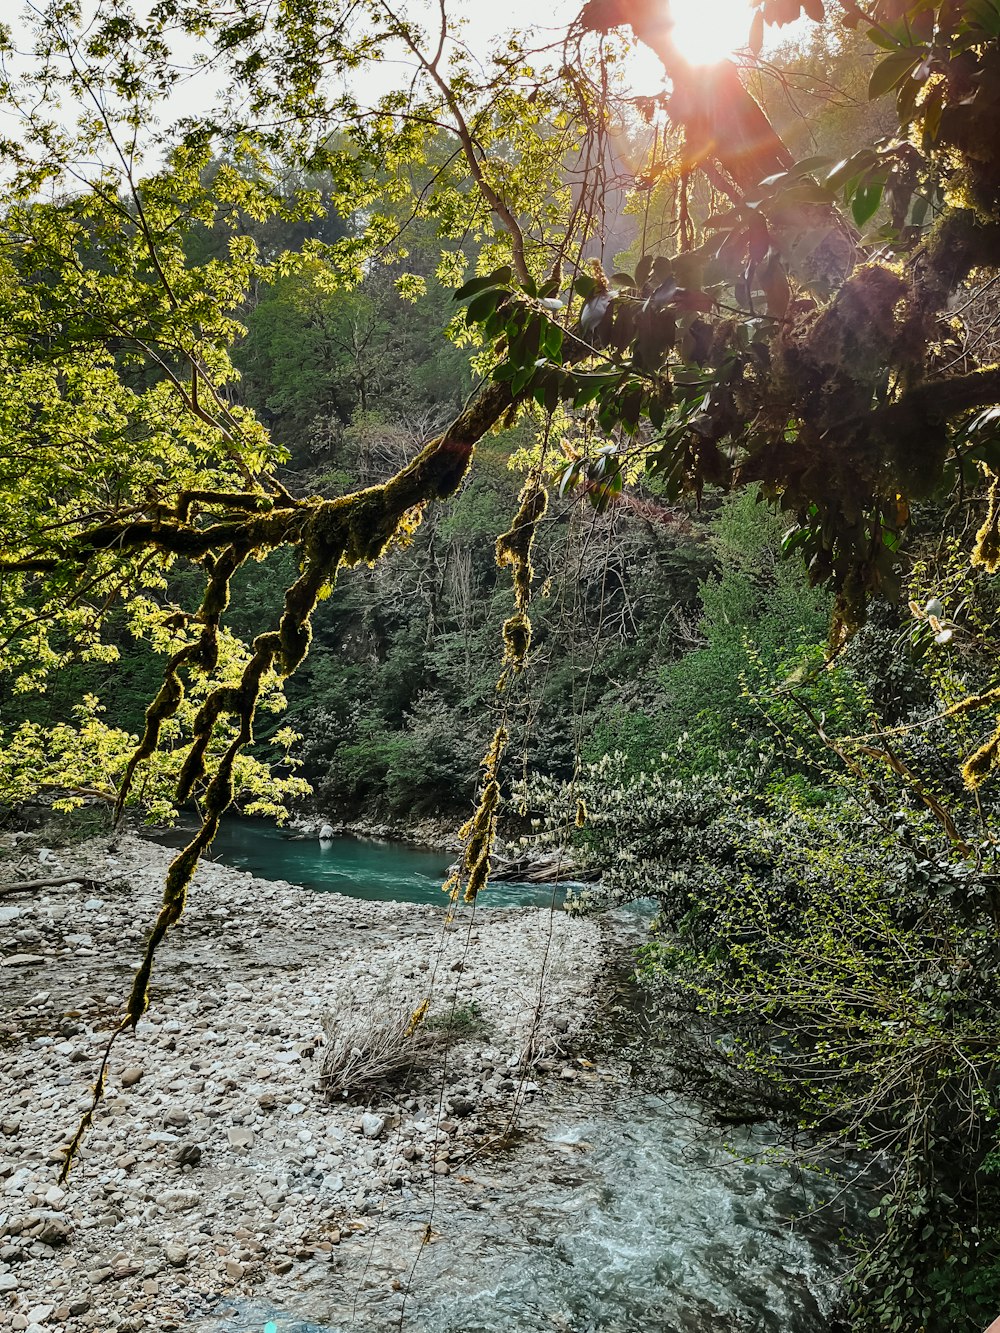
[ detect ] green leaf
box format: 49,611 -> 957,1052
542,319 -> 564,360
895,69 -> 921,124
788,154 -> 834,178
454,266 -> 513,300
868,51 -> 919,100
572,370 -> 624,407
511,358 -> 542,397
570,273 -> 600,301
826,150 -> 879,190
464,286 -> 506,325
619,386 -> 644,434
852,181 -> 884,227
635,254 -> 655,289
866,25 -> 900,50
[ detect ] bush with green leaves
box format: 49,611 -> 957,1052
519,541 -> 1000,1329
522,751 -> 1000,1329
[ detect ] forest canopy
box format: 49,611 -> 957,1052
5,0 -> 1000,818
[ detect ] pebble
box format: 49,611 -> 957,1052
361,1113 -> 386,1140
121,1067 -> 143,1088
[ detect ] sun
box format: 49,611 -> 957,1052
669,0 -> 754,66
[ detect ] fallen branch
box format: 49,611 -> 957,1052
0,875 -> 103,899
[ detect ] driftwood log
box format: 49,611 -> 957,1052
0,875 -> 104,900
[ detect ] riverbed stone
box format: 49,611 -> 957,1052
361,1113 -> 385,1139
33,1217 -> 70,1247
164,1242 -> 189,1268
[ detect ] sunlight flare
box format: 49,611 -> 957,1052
669,0 -> 753,65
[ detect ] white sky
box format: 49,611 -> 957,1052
0,0 -> 812,178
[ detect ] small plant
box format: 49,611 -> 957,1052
424,1000 -> 488,1040
318,976 -> 444,1101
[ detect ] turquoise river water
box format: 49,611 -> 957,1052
154,817 -> 562,909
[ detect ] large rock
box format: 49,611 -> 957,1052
155,1189 -> 200,1212
33,1215 -> 71,1247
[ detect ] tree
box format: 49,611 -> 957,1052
0,0 -> 593,1173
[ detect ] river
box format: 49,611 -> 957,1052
152,816 -> 564,908
189,1087 -> 847,1333
167,818 -> 847,1332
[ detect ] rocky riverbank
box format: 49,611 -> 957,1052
0,833 -> 608,1333
289,814 -> 462,852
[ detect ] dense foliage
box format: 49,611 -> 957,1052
521,537 -> 1000,1329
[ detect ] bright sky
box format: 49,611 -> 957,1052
0,0 -> 812,160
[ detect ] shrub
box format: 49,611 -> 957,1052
319,977 -> 444,1101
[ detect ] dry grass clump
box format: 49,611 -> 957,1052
318,978 -> 444,1101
